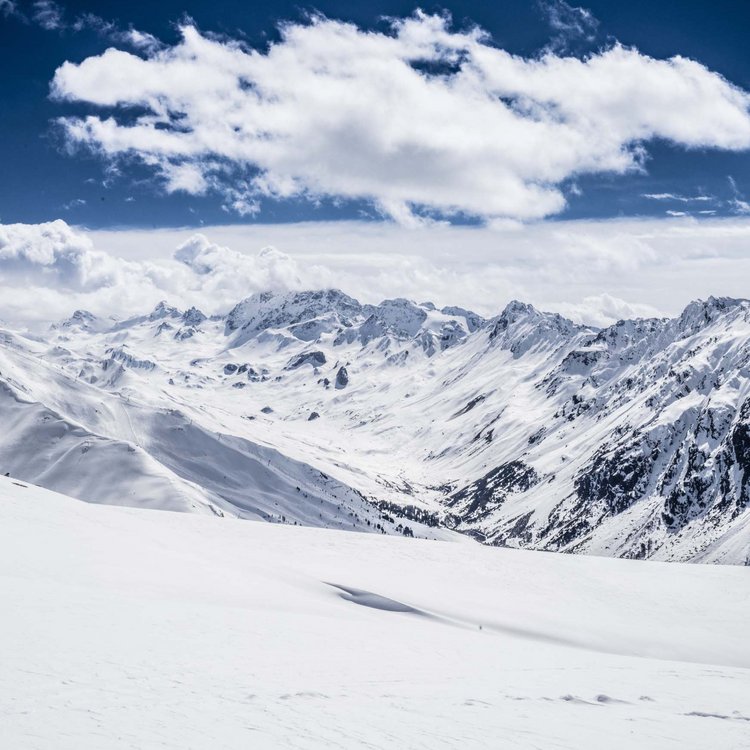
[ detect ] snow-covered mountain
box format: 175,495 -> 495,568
2,290 -> 750,563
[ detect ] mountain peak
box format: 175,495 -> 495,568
677,296 -> 748,333
149,301 -> 182,320
499,299 -> 538,320
225,288 -> 362,339
182,307 -> 207,326
65,309 -> 97,325
489,300 -> 580,354
53,309 -> 108,333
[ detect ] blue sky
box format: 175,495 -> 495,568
2,0 -> 750,228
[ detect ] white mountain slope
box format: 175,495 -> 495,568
2,476 -> 749,750
1,291 -> 750,562
0,326 -> 433,539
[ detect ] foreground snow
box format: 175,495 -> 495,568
1,477 -> 749,749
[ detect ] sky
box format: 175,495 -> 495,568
1,0 -> 750,325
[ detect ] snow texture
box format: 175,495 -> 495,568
1,476 -> 749,749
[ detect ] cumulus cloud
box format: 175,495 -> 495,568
173,233 -> 309,292
0,220 -> 202,324
0,220 -> 124,290
49,13 -> 750,225
0,221 -> 330,324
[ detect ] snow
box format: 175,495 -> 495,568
1,476 -> 749,749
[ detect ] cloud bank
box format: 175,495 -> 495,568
4,217 -> 750,330
50,12 -> 750,224
0,221 -> 324,325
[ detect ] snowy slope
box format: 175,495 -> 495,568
2,291 -> 750,561
1,476 -> 749,749
0,325 -> 449,539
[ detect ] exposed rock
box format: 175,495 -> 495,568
182,307 -> 207,326
287,351 -> 327,369
335,366 -> 349,389
448,461 -> 540,523
104,347 -> 156,372
174,327 -> 196,341
453,394 -> 486,417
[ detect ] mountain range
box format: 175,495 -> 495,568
1,289 -> 749,563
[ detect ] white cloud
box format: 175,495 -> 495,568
172,233 -> 309,292
0,0 -> 17,18
0,220 -> 117,289
93,215 -> 750,321
61,198 -> 86,211
5,216 -> 750,329
71,13 -> 164,53
540,0 -> 599,52
32,0 -> 62,30
642,193 -> 714,202
0,221 -> 327,325
728,176 -> 750,215
0,221 -> 175,325
554,293 -> 662,328
50,13 -> 750,225
162,162 -> 208,194
124,28 -> 163,53
18,1 -> 164,52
